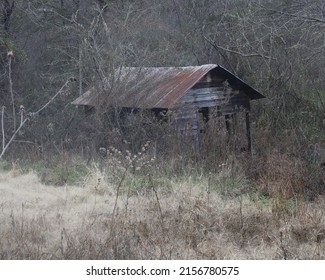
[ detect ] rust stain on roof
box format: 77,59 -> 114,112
71,64 -> 264,109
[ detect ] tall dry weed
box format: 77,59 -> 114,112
257,151 -> 307,199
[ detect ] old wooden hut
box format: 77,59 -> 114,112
72,64 -> 265,152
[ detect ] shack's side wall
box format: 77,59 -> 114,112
222,91 -> 251,115
174,73 -> 251,133
175,73 -> 250,149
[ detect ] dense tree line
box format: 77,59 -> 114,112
0,0 -> 324,161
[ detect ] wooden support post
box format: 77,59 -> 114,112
245,112 -> 253,157
192,114 -> 200,151
225,114 -> 239,152
232,113 -> 239,151
225,115 -> 231,135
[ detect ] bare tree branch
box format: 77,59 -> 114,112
0,77 -> 74,160
0,118 -> 28,160
204,35 -> 275,61
7,52 -> 16,131
1,106 -> 5,151
262,6 -> 325,25
31,77 -> 73,116
2,0 -> 15,34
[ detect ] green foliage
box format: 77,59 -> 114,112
0,161 -> 14,172
18,158 -> 90,186
121,173 -> 173,196
39,163 -> 89,186
0,36 -> 26,59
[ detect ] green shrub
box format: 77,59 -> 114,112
40,163 -> 89,186
14,158 -> 90,186
0,161 -> 14,172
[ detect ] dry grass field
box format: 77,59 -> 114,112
0,162 -> 324,260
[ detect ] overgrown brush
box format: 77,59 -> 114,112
0,161 -> 324,260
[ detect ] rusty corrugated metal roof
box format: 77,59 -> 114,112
71,64 -> 264,109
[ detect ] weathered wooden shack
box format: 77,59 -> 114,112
72,64 -> 265,152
